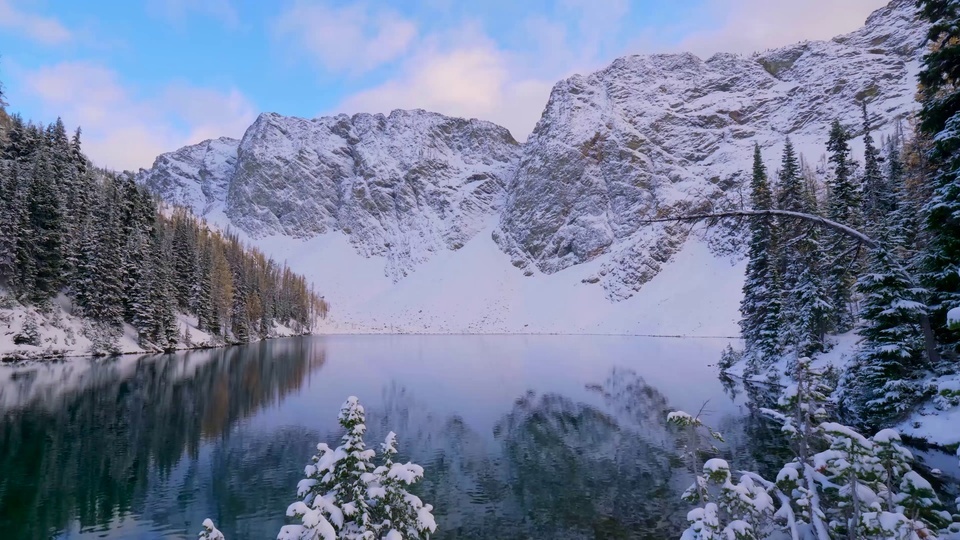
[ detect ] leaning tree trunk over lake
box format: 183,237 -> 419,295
641,209 -> 942,365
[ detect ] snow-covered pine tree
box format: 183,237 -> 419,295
282,396 -> 378,540
917,0 -> 960,355
842,235 -> 927,428
784,231 -> 832,357
861,103 -> 888,231
741,144 -> 784,366
195,236 -> 215,334
824,119 -> 860,333
775,138 -> 805,218
171,211 -> 198,311
230,265 -> 250,343
25,145 -> 65,305
772,139 -> 833,355
669,411 -> 775,540
0,159 -> 19,285
370,432 -> 436,540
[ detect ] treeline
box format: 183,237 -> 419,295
739,105 -> 911,362
739,0 -> 960,431
0,113 -> 328,351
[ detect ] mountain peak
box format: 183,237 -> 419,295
141,0 -> 928,308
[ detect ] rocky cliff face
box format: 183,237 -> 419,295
496,0 -> 924,299
141,110 -> 520,279
140,0 -> 925,303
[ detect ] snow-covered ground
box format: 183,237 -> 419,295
240,221 -> 746,337
725,332 -> 960,449
0,290 -> 307,362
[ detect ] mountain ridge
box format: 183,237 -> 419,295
138,0 -> 925,333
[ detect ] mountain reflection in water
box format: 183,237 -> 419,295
0,335 -> 955,540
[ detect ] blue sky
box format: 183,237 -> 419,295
0,0 -> 887,170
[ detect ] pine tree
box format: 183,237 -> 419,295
844,237 -> 927,428
824,119 -> 859,332
171,212 -> 197,311
282,396 -> 378,540
371,433 -> 436,540
0,159 -> 20,285
917,0 -> 960,354
230,259 -> 250,342
741,144 -> 783,365
861,103 -> 887,229
195,238 -> 215,334
25,147 -> 64,304
776,138 -> 805,217
775,139 -> 831,356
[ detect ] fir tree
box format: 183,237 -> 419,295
844,237 -> 927,427
824,119 -> 859,332
283,396 -> 378,539
741,144 -> 783,365
371,433 -> 436,540
776,138 -> 804,215
861,102 -> 887,228
775,139 -> 831,356
24,147 -> 64,304
916,0 -> 960,353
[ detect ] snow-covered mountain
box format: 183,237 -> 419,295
141,110 -> 520,279
138,0 -> 926,335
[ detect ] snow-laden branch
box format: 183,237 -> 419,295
639,209 -> 878,248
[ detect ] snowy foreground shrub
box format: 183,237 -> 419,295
201,396 -> 436,540
670,358 -> 960,540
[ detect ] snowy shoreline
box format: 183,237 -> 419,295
724,332 -> 960,452
1,292 -> 314,364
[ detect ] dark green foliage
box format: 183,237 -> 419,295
740,144 -> 783,363
825,119 -> 859,333
860,103 -> 889,229
0,113 -> 327,351
772,138 -> 832,357
917,0 -> 960,350
844,240 -> 927,428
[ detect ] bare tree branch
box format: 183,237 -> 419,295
640,209 -> 877,248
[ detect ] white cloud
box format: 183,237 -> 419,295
670,0 -> 889,57
22,62 -> 256,171
0,0 -> 72,45
335,30 -> 556,141
273,0 -> 417,75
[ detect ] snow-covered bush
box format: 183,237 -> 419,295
13,311 -> 40,345
198,519 -> 225,540
84,320 -> 120,356
671,358 -> 957,540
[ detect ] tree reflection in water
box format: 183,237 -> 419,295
0,343 -> 797,540
0,339 -> 325,539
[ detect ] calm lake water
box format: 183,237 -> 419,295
0,335 -> 955,540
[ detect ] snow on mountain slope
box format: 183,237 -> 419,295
138,0 -> 924,335
141,110 -> 520,280
497,0 -> 924,300
225,222 -> 745,336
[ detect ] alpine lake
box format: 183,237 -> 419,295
0,335 -> 957,539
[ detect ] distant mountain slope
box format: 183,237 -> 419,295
140,111 -> 520,280
138,0 -> 925,334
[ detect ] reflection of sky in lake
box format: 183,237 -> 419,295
246,334 -> 744,442
2,335 -> 953,540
